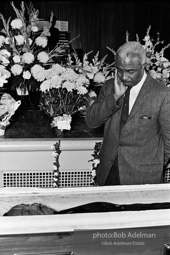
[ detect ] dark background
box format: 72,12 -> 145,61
0,0 -> 170,63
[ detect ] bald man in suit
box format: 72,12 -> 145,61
86,41 -> 170,186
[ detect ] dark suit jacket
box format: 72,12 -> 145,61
86,74 -> 170,185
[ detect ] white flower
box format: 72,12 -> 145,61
37,51 -> 49,63
14,35 -> 25,45
11,18 -> 23,29
0,65 -> 10,75
162,69 -> 170,78
62,81 -> 75,92
22,52 -> 34,64
93,72 -> 105,83
13,55 -> 21,63
0,49 -> 11,57
77,86 -> 88,95
47,64 -> 65,78
88,90 -> 97,98
61,68 -> 78,82
35,36 -> 48,48
31,25 -> 38,32
143,35 -> 150,42
23,71 -> 31,80
91,170 -> 96,177
83,65 -> 92,72
163,62 -> 170,68
0,56 -> 10,65
50,75 -> 62,89
40,80 -> 51,92
76,74 -> 89,86
11,64 -> 23,75
31,64 -> 46,82
0,36 -> 5,47
53,165 -> 57,170
149,69 -> 161,79
0,74 -> 8,87
0,1 -> 52,91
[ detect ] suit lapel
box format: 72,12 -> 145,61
127,74 -> 152,122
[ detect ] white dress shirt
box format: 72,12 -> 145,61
129,71 -> 147,114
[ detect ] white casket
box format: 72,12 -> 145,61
0,184 -> 170,255
0,138 -> 170,254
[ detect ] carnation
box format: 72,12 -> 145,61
37,52 -> 49,63
35,36 -> 48,48
76,74 -> 89,86
77,86 -> 88,95
22,52 -> 34,64
31,64 -> 46,82
61,68 -> 78,82
11,64 -> 23,76
13,55 -> 21,63
23,71 -> 31,80
11,18 -> 23,29
50,75 -> 62,89
31,26 -> 38,33
62,81 -> 75,92
40,80 -> 51,92
47,64 -> 66,77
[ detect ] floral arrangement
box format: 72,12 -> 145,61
39,60 -> 90,116
82,50 -> 114,85
128,25 -> 170,86
88,141 -> 102,186
39,60 -> 92,130
39,50 -> 113,130
0,1 -> 113,132
0,1 -> 68,93
52,140 -> 61,187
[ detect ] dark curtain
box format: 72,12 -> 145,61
0,1 -> 170,61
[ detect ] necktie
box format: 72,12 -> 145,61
120,87 -> 131,130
